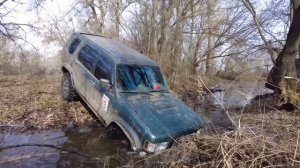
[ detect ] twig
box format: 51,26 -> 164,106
292,131 -> 300,166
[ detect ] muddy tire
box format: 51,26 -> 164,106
61,73 -> 78,102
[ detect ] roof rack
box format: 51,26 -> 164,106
79,32 -> 111,39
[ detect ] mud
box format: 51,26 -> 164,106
0,75 -> 96,132
1,75 -> 295,167
0,75 -> 264,132
0,126 -> 130,167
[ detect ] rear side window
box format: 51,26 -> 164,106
78,46 -> 98,72
94,55 -> 113,82
68,38 -> 81,54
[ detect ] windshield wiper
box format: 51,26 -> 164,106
150,89 -> 169,93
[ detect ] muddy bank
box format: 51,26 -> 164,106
1,75 -> 300,167
131,88 -> 300,167
0,75 -> 234,132
0,125 -> 130,167
0,75 -> 97,132
0,75 -> 275,133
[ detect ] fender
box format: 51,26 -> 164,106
61,64 -> 75,86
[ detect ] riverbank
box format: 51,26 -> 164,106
0,75 -> 97,132
1,75 -> 299,167
131,94 -> 300,167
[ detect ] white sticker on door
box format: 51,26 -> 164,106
101,94 -> 110,112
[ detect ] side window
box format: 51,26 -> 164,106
68,38 -> 81,54
78,46 -> 98,72
94,55 -> 112,82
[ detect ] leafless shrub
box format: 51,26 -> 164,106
0,40 -> 46,76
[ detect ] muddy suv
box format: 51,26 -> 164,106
265,59 -> 300,92
60,32 -> 203,153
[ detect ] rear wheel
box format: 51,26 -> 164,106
61,73 -> 78,101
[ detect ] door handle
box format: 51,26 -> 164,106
90,79 -> 96,85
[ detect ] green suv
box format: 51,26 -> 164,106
61,32 -> 203,153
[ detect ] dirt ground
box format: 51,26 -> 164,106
0,75 -> 96,132
1,75 -> 300,167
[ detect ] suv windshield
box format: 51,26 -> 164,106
117,64 -> 168,93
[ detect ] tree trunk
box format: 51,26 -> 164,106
272,1 -> 300,104
98,0 -> 107,34
157,0 -> 173,56
114,0 -> 121,39
205,0 -> 214,76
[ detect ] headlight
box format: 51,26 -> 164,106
155,142 -> 169,151
143,140 -> 169,153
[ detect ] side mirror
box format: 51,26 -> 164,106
100,78 -> 111,90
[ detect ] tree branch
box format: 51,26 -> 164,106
0,0 -> 9,7
242,0 -> 278,64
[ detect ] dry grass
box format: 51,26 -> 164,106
130,109 -> 300,167
1,75 -> 300,167
0,75 -> 95,131
129,76 -> 300,168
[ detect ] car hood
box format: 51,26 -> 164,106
121,93 -> 203,142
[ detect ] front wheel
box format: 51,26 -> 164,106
61,73 -> 78,102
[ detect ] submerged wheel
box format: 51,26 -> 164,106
61,73 -> 78,102
106,124 -> 126,140
106,124 -> 131,147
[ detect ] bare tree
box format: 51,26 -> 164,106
270,0 -> 300,105
241,0 -> 280,64
0,0 -> 41,47
87,0 -> 107,34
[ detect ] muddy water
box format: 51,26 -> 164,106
0,81 -> 272,167
208,81 -> 272,108
0,126 -> 130,167
188,81 -> 273,130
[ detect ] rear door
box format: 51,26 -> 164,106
74,45 -> 97,96
86,51 -> 114,122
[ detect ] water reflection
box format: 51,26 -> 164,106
193,81 -> 273,130
0,126 -> 130,168
207,81 -> 272,108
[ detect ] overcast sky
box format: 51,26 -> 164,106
1,0 -> 77,57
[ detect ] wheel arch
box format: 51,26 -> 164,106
61,65 -> 75,86
107,120 -> 142,151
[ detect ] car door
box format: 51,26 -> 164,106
74,45 -> 97,97
84,48 -> 102,112
86,52 -> 114,122
72,46 -> 88,95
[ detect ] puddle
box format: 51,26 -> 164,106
207,81 -> 272,108
0,126 -> 130,167
193,81 -> 273,130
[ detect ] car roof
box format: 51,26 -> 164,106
75,32 -> 157,66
